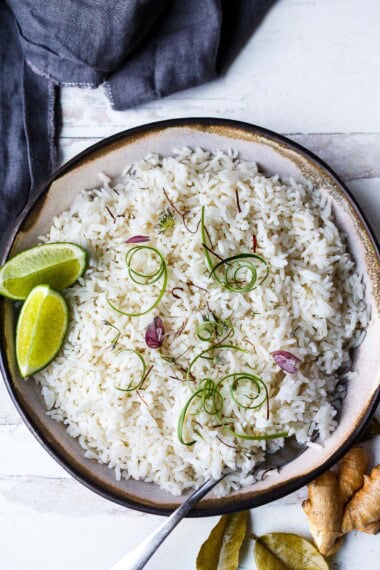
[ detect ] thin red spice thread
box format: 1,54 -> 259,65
106,206 -> 116,223
139,364 -> 154,390
171,287 -> 184,299
235,188 -> 242,213
202,242 -> 225,263
136,391 -> 148,406
187,281 -> 209,295
216,435 -> 239,450
162,188 -> 200,234
204,225 -> 214,248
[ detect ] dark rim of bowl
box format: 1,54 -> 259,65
0,117 -> 379,517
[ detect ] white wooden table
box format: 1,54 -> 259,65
1,1 -> 380,568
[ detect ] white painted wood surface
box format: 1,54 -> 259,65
1,0 -> 380,568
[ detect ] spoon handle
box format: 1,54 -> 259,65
109,477 -> 221,570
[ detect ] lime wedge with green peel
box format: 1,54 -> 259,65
16,285 -> 69,377
0,242 -> 87,300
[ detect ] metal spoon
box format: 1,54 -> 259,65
109,436 -> 309,570
110,476 -> 223,570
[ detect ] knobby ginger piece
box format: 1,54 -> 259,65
338,447 -> 368,505
341,464 -> 380,534
302,470 -> 343,556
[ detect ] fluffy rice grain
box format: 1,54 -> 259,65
35,148 -> 369,495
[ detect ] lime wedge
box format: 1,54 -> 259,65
0,242 -> 87,300
16,285 -> 69,378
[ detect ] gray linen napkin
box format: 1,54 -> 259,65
0,0 -> 275,247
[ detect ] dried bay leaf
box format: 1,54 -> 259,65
254,533 -> 329,570
254,540 -> 288,569
196,511 -> 248,570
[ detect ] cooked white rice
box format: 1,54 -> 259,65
36,147 -> 369,496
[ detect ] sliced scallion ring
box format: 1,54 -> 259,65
195,317 -> 234,342
114,348 -> 147,392
106,245 -> 168,317
200,205 -> 269,292
210,253 -> 269,293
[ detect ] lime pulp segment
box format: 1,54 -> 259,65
0,242 -> 87,300
16,285 -> 69,377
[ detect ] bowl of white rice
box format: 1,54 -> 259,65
1,118 -> 379,516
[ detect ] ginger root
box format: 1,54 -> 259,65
303,447 -> 370,556
337,447 -> 368,505
302,470 -> 343,556
341,465 -> 380,535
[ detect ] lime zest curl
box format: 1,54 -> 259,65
178,373 -> 288,446
200,206 -> 269,292
195,315 -> 234,343
106,245 -> 168,317
114,348 -> 147,392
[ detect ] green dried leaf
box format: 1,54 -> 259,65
254,540 -> 288,569
254,533 -> 329,570
196,511 -> 248,570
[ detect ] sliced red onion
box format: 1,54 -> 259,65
145,317 -> 165,349
125,235 -> 150,244
272,350 -> 300,374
